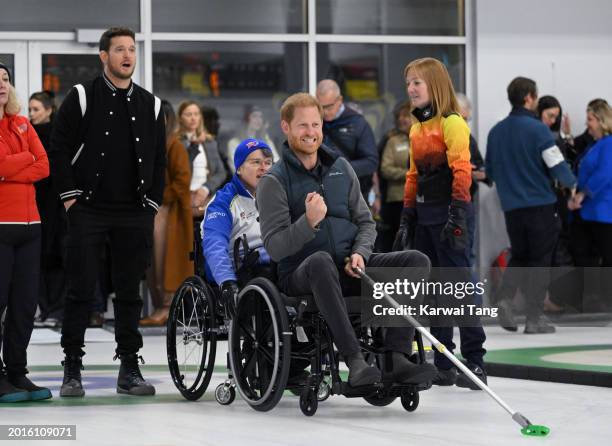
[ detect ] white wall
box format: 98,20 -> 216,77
474,0 -> 612,268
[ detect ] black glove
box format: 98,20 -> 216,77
440,200 -> 469,251
392,207 -> 417,251
220,281 -> 239,319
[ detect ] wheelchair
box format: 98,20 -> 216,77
166,233 -> 431,416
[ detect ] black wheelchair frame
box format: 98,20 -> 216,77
166,227 -> 431,415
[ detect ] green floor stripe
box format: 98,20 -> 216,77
485,344 -> 612,373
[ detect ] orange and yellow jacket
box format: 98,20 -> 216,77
403,112 -> 471,222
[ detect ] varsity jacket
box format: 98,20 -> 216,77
201,174 -> 270,285
256,142 -> 376,280
49,73 -> 166,212
0,114 -> 49,223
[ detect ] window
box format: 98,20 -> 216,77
317,43 -> 465,140
0,0 -> 140,32
42,54 -> 101,103
316,0 -> 464,36
153,41 -> 307,156
152,0 -> 306,33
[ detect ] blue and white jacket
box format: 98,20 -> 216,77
201,175 -> 270,285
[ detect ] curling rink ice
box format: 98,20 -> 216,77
3,326 -> 612,446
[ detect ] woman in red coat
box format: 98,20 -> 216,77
0,63 -> 52,402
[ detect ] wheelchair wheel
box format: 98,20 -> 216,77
167,276 -> 217,401
229,277 -> 291,412
363,394 -> 397,407
299,388 -> 318,416
400,390 -> 419,412
215,382 -> 236,405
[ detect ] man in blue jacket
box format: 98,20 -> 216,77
316,79 -> 378,201
201,139 -> 274,317
486,76 -> 576,334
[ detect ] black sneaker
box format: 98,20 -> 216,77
346,352 -> 381,387
0,372 -> 29,403
524,319 -> 556,334
385,352 -> 437,384
456,363 -> 487,390
432,367 -> 458,386
60,355 -> 85,397
8,375 -> 52,401
116,354 -> 155,396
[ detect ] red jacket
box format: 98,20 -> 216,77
0,114 -> 49,224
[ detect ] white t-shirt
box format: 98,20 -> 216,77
190,143 -> 209,191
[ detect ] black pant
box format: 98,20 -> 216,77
377,201 -> 403,253
414,222 -> 486,370
500,204 -> 561,321
279,250 -> 430,356
61,204 -> 153,357
0,224 -> 41,376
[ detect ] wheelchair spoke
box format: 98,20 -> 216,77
242,347 -> 257,377
237,319 -> 256,342
258,322 -> 274,344
257,344 -> 275,365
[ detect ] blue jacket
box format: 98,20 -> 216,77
486,107 -> 576,212
322,106 -> 378,178
201,175 -> 270,285
578,135 -> 612,223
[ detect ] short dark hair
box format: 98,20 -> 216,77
99,27 -> 136,52
507,77 -> 537,108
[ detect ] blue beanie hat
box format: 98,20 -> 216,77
234,138 -> 272,171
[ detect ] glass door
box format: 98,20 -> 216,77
28,41 -> 143,106
0,41 -> 28,115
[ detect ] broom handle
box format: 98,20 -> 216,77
354,266 -> 529,425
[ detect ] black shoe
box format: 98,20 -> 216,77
8,375 -> 52,401
0,371 -> 29,403
346,352 -> 381,387
432,367 -> 458,386
497,300 -> 518,332
456,363 -> 487,390
60,355 -> 85,397
524,319 -> 556,334
116,354 -> 155,396
385,352 -> 437,384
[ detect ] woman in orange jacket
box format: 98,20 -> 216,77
0,63 -> 52,402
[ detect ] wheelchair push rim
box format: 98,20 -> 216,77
229,278 -> 291,411
166,275 -> 217,401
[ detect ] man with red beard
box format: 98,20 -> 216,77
49,27 -> 165,397
256,93 -> 437,388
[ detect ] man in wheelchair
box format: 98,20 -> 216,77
201,138 -> 274,317
257,93 -> 437,388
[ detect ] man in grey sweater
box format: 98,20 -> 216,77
256,93 -> 436,387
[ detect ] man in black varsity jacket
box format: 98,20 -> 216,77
49,27 -> 166,397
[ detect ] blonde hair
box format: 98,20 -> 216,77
403,57 -> 459,118
280,93 -> 323,123
176,100 -> 206,139
4,85 -> 21,116
587,101 -> 612,136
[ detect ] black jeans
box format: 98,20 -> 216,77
414,222 -> 486,370
500,204 -> 561,321
61,204 -> 153,357
0,224 -> 41,376
279,250 -> 430,357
